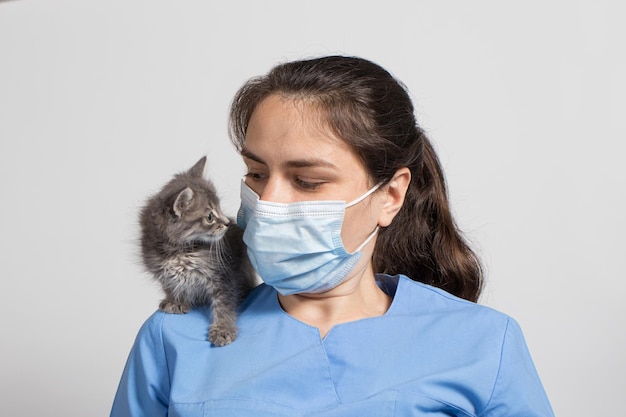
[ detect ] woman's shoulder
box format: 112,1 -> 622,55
386,274 -> 514,330
131,308 -> 201,345
383,275 -> 530,371
137,283 -> 275,340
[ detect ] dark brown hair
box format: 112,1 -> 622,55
229,56 -> 483,301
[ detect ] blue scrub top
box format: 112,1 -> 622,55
110,275 -> 554,416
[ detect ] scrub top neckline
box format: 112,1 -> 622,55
270,274 -> 404,340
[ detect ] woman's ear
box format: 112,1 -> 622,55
378,167 -> 411,227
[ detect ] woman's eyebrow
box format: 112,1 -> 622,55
241,147 -> 338,170
241,148 -> 266,165
284,158 -> 338,170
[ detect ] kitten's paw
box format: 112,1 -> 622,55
159,300 -> 190,314
208,324 -> 238,347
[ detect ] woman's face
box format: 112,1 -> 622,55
241,94 -> 383,253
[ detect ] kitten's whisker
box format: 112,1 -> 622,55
216,239 -> 228,271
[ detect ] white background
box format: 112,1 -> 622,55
1,1 -> 624,416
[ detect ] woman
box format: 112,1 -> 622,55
111,56 -> 554,416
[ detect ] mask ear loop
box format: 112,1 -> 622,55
346,182 -> 383,208
346,182 -> 383,254
351,226 -> 380,253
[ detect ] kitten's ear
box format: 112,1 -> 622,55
173,187 -> 194,217
188,156 -> 207,178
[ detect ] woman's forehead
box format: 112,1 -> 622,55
243,95 -> 359,166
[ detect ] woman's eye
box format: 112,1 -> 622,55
295,178 -> 324,190
244,172 -> 266,182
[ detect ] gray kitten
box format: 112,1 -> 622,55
139,156 -> 256,346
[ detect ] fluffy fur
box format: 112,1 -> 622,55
139,156 -> 256,346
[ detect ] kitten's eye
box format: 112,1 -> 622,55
206,212 -> 214,222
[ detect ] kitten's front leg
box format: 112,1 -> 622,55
208,299 -> 238,346
159,299 -> 191,314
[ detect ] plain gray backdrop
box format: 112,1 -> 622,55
1,1 -> 624,416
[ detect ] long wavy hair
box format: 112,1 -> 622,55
229,56 -> 483,302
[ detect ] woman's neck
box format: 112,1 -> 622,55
277,268 -> 392,338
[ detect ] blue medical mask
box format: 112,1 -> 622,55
237,180 -> 381,295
